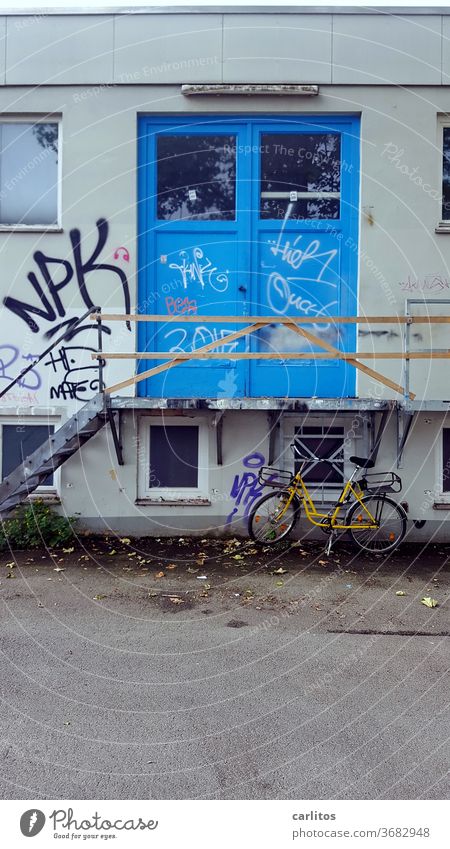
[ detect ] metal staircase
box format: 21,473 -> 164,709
0,306 -> 123,518
0,394 -> 107,516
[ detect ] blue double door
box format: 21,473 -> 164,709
138,115 -> 360,398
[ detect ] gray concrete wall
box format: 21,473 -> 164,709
1,11 -> 450,86
56,407 -> 450,541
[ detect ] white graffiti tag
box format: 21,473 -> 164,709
169,247 -> 229,292
164,326 -> 238,355
268,271 -> 326,316
269,233 -> 337,286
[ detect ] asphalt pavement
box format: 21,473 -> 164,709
0,537 -> 448,799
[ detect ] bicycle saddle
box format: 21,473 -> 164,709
349,455 -> 375,469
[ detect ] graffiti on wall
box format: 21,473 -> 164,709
226,451 -> 266,526
399,273 -> 450,293
169,246 -> 229,292
0,219 -> 133,406
0,345 -> 41,390
3,218 -> 131,340
43,345 -> 103,401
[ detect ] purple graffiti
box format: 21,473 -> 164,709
226,451 -> 266,526
0,345 -> 41,391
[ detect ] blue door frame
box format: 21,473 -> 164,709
137,115 -> 360,398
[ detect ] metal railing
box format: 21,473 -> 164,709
90,311 -> 450,401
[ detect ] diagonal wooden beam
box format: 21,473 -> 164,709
285,321 -> 416,400
104,321 -> 266,395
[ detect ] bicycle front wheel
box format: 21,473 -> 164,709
347,495 -> 407,553
248,490 -> 300,544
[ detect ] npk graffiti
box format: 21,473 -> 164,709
0,345 -> 41,390
3,219 -> 131,340
169,247 -> 229,292
226,451 -> 267,527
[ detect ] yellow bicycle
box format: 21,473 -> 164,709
248,444 -> 407,554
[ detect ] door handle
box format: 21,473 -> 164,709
238,285 -> 247,293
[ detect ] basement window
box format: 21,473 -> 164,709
294,425 -> 345,485
442,427 -> 450,493
0,120 -> 59,228
1,423 -> 55,487
138,418 -> 209,502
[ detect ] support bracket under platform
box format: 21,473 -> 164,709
106,406 -> 124,466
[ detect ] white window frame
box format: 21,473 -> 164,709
137,416 -> 209,502
0,114 -> 62,232
436,115 -> 450,231
0,416 -> 61,495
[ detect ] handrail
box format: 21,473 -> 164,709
0,305 -> 103,401
90,313 -> 450,325
88,314 -> 418,399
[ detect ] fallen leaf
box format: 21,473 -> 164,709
275,580 -> 284,587
62,547 -> 74,554
5,562 -> 15,569
395,590 -> 407,596
120,538 -> 131,544
421,596 -> 438,608
108,550 -> 117,556
273,567 -> 288,575
54,567 -> 65,573
93,594 -> 105,600
187,567 -> 198,574
169,597 -> 184,605
233,554 -> 244,560
155,571 -> 165,579
318,560 -> 328,566
166,564 -> 177,570
197,575 -> 208,580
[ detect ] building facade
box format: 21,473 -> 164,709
1,6 -> 450,538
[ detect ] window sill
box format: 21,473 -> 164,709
136,498 -> 211,507
435,224 -> 450,234
27,492 -> 60,503
0,225 -> 63,233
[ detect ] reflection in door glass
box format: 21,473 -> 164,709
157,135 -> 236,221
260,133 -> 341,220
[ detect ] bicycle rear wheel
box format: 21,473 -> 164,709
347,494 -> 406,553
248,490 -> 300,544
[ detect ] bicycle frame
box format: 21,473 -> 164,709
275,463 -> 379,531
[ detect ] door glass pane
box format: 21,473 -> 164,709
149,425 -> 199,488
260,133 -> 341,220
157,135 -> 236,221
